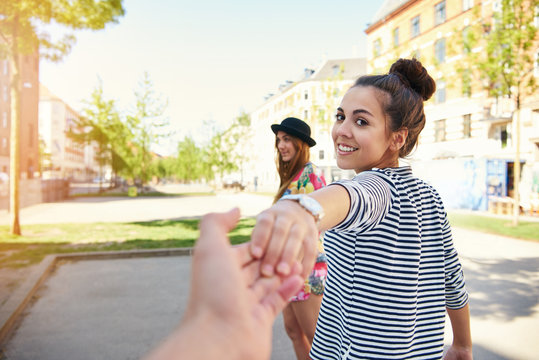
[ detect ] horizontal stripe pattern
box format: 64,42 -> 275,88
311,167 -> 468,360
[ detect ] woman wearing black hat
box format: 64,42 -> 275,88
271,117 -> 327,360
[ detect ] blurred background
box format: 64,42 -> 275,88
0,0 -> 538,220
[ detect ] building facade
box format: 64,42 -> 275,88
39,84 -> 100,181
0,55 -> 40,180
365,0 -> 539,212
248,58 -> 366,192
0,53 -> 40,207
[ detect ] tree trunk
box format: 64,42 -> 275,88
512,106 -> 521,226
9,17 -> 21,235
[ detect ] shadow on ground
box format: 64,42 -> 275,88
463,256 -> 539,320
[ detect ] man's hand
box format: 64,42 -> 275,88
145,208 -> 303,360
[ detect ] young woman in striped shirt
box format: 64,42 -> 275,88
251,58 -> 473,360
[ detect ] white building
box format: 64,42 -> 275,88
248,58 -> 367,192
39,84 -> 101,181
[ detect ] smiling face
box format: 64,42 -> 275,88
276,131 -> 298,163
332,86 -> 403,173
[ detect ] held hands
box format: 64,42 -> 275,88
145,208 -> 303,360
250,199 -> 319,279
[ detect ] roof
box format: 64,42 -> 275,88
39,83 -> 62,101
370,0 -> 410,25
310,58 -> 367,81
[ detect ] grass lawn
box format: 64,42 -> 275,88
0,218 -> 255,268
448,212 -> 539,242
1,212 -> 537,269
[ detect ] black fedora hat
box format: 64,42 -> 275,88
271,117 -> 316,147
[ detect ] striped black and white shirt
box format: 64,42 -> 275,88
310,166 -> 468,360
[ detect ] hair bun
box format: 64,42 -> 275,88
389,58 -> 436,101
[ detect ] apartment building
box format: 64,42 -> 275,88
0,55 -> 40,180
39,84 -> 100,181
0,52 -> 40,210
365,0 -> 539,212
248,58 -> 366,192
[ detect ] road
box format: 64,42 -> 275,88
0,187 -> 538,359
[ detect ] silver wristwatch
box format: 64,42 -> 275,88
280,194 -> 324,225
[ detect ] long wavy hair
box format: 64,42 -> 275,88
273,134 -> 310,203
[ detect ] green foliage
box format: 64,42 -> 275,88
125,72 -> 170,186
454,0 -> 538,103
0,0 -> 125,60
175,135 -> 206,182
68,80 -> 131,187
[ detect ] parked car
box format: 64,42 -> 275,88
223,179 -> 245,191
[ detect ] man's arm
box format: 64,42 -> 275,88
144,208 -> 303,360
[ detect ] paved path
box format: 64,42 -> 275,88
0,188 -> 538,359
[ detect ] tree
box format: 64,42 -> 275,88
0,0 -> 125,234
455,0 -> 538,225
126,72 -> 170,188
69,81 -> 130,192
176,136 -> 205,182
224,111 -> 252,184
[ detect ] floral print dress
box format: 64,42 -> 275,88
282,162 -> 328,301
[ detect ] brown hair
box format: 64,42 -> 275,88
273,134 -> 310,203
352,58 -> 436,157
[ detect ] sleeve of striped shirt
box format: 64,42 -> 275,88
330,171 -> 393,234
440,207 -> 469,309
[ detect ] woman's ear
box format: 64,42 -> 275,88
390,128 -> 408,152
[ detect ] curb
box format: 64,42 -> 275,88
0,248 -> 194,346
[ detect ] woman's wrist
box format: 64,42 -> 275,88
280,194 -> 325,225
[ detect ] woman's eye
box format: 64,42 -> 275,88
335,114 -> 344,121
356,118 -> 367,126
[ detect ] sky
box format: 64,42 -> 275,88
39,0 -> 382,155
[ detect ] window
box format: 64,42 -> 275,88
304,110 -> 308,120
2,112 -> 6,128
489,124 -> 510,148
2,85 -> 7,102
2,137 -> 6,149
435,119 -> 446,142
332,65 -> 340,76
435,79 -> 446,103
373,38 -> 382,57
304,90 -> 308,100
393,27 -> 400,47
462,0 -> 473,11
434,38 -> 446,63
411,15 -> 420,38
463,114 -> 471,138
319,150 -> 324,160
434,1 -> 446,25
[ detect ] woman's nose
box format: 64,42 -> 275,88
335,120 -> 351,137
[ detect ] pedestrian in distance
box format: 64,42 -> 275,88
271,116 -> 328,360
250,58 -> 473,360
